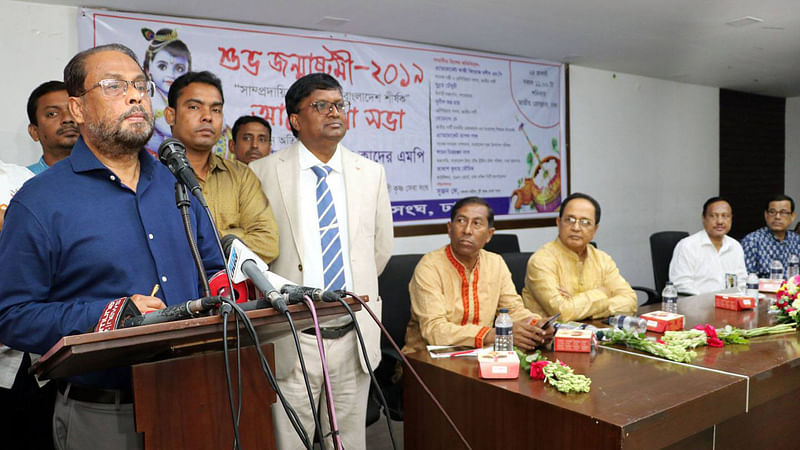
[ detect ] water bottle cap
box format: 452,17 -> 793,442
665,281 -> 673,285
498,308 -> 509,313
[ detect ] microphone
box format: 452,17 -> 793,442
158,138 -> 207,207
221,234 -> 288,313
120,296 -> 221,328
281,285 -> 341,304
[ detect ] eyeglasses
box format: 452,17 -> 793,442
78,79 -> 155,98
767,209 -> 793,217
562,216 -> 594,228
308,100 -> 350,115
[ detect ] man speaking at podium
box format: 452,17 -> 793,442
0,44 -> 223,449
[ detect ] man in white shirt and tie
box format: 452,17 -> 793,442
250,73 -> 393,450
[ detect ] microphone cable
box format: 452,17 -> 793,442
221,302 -> 242,450
318,294 -> 397,450
210,232 -> 311,448
340,290 -> 472,450
283,307 -> 326,450
192,190 -> 245,450
162,143 -> 258,447
301,296 -> 342,450
217,296 -> 313,449
202,204 -> 236,302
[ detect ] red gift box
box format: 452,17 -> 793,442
641,311 -> 685,333
554,329 -> 595,353
714,293 -> 756,311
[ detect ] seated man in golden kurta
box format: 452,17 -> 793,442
403,196 -> 554,354
522,192 -> 637,322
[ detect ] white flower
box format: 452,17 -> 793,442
793,299 -> 800,310
790,310 -> 798,318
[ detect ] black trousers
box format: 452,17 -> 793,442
0,353 -> 57,450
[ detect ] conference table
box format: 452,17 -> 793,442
404,291 -> 800,449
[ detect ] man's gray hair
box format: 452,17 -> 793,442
63,44 -> 141,97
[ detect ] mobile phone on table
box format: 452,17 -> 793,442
429,345 -> 473,355
539,313 -> 561,330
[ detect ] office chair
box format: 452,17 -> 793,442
501,251 -> 534,294
591,241 -> 659,306
484,233 -> 521,254
366,253 -> 423,425
650,231 -> 690,296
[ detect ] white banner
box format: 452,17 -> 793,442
78,8 -> 567,225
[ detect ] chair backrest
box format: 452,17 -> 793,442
484,233 -> 521,254
377,253 -> 424,349
650,231 -> 689,294
500,252 -> 534,294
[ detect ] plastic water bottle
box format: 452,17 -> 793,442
608,315 -> 647,334
769,259 -> 785,280
494,308 -> 513,351
746,273 -> 759,300
787,255 -> 800,280
553,322 -> 589,331
661,281 -> 678,314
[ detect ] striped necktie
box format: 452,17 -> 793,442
311,165 -> 346,291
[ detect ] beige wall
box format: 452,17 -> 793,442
1,1 -> 78,165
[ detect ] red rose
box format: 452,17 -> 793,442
530,361 -> 550,380
694,324 -> 720,344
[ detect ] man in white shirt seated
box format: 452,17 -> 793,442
669,196 -> 747,295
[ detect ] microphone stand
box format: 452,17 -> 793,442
174,182 -> 210,297
175,181 -> 246,448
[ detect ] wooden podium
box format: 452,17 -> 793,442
33,300 -> 360,449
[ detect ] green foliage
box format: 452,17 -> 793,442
514,348 -> 544,372
543,360 -> 591,393
602,329 -> 697,363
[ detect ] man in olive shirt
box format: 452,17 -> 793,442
165,71 -> 278,262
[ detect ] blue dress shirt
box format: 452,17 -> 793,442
741,227 -> 800,277
0,137 -> 223,388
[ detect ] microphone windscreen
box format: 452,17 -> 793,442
221,234 -> 238,257
158,137 -> 185,162
95,297 -> 141,332
208,269 -> 250,303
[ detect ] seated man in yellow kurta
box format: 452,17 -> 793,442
402,196 -> 554,354
522,192 -> 637,322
